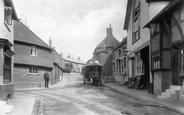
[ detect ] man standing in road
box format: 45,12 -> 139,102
44,71 -> 50,88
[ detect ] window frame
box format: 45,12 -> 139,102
29,66 -> 38,74
150,23 -> 160,37
151,51 -> 160,70
31,46 -> 37,56
4,6 -> 12,25
3,55 -> 11,84
180,49 -> 184,74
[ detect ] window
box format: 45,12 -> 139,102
133,4 -> 140,21
150,23 -> 160,36
123,57 -> 126,67
152,52 -> 160,70
180,3 -> 184,21
180,49 -> 184,73
133,27 -> 140,43
132,1 -> 140,43
136,52 -> 144,75
29,66 -> 38,74
31,46 -> 37,56
4,6 -> 12,25
4,56 -> 11,84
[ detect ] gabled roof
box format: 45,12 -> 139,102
118,37 -> 127,48
4,0 -> 18,20
93,25 -> 119,54
14,21 -> 52,50
123,0 -> 133,30
144,0 -> 182,28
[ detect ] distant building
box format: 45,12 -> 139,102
49,39 -> 63,84
62,56 -> 86,73
0,0 -> 18,101
112,37 -> 127,83
93,24 -> 119,82
13,21 -> 53,89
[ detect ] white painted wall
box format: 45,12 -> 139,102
149,2 -> 169,21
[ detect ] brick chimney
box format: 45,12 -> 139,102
106,24 -> 113,37
49,37 -> 52,47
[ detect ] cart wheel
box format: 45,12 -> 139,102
90,78 -> 93,86
83,77 -> 86,84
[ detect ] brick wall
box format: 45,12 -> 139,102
14,64 -> 52,89
14,43 -> 53,68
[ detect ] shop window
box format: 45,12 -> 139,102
29,66 -> 38,74
4,6 -> 12,25
136,52 -> 144,75
31,46 -> 37,56
180,49 -> 184,73
4,56 -> 11,84
150,23 -> 160,36
152,52 -> 160,70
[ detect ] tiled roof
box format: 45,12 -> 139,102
14,21 -> 52,50
93,26 -> 119,54
14,54 -> 53,68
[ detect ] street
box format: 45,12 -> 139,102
15,73 -> 182,115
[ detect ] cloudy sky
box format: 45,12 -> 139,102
13,0 -> 127,61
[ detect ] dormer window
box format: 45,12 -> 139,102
31,46 -> 37,56
4,6 -> 12,25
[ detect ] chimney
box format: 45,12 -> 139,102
106,23 -> 113,37
49,37 -> 52,47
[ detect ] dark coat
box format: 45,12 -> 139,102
44,72 -> 49,81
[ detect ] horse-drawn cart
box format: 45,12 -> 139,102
81,62 -> 103,86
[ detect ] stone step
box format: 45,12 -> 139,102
169,85 -> 181,90
0,101 -> 6,107
157,95 -> 170,100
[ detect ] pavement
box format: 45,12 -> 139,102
104,82 -> 184,115
3,76 -> 184,115
2,77 -> 68,115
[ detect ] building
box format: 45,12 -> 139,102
48,38 -> 63,85
123,0 -> 151,92
62,56 -> 86,73
145,0 -> 184,101
112,37 -> 127,83
0,0 -> 18,101
13,21 -> 53,89
93,24 -> 119,82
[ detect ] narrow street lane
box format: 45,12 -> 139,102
15,73 -> 182,115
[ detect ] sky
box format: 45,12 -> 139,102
13,0 -> 127,62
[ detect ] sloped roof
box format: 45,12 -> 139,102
123,0 -> 133,30
62,56 -> 86,65
93,25 -> 119,54
14,21 -> 52,50
144,0 -> 182,28
14,54 -> 53,68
